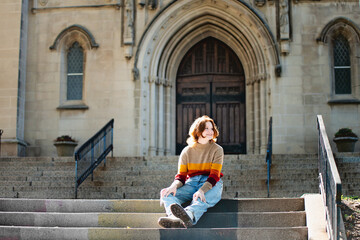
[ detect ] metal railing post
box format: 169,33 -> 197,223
0,129 -> 3,156
75,159 -> 78,199
91,141 -> 94,181
265,117 -> 272,198
103,132 -> 106,167
111,127 -> 114,158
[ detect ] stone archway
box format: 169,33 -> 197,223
134,0 -> 280,156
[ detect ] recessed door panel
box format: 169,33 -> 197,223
176,37 -> 246,154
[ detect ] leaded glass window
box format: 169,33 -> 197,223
67,42 -> 84,100
333,35 -> 351,94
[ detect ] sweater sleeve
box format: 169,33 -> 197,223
174,148 -> 188,187
199,146 -> 224,193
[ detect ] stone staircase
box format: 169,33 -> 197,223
0,154 -> 320,199
0,197 -> 309,240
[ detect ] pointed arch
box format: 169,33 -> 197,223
49,24 -> 99,50
134,0 -> 280,155
317,17 -> 360,44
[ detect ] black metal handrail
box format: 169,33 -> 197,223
0,129 -> 3,156
74,119 -> 114,198
265,117 -> 273,198
317,115 -> 342,240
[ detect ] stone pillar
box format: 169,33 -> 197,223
157,78 -> 164,156
0,0 -> 28,156
260,78 -> 267,154
247,83 -> 254,154
164,80 -> 172,156
148,77 -> 157,156
254,80 -> 261,154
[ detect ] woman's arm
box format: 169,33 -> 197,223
199,146 -> 224,193
160,148 -> 188,198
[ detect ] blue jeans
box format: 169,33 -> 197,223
161,175 -> 223,225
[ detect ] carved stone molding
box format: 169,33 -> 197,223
39,0 -> 48,6
148,0 -> 158,9
255,0 -> 266,7
132,67 -> 139,80
276,0 -> 292,45
124,0 -> 135,58
138,0 -> 157,9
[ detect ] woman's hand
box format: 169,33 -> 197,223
193,189 -> 206,202
160,185 -> 177,199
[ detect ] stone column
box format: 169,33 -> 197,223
148,77 -> 157,156
247,82 -> 254,154
164,79 -> 172,156
254,80 -> 261,154
157,78 -> 164,156
260,78 -> 267,154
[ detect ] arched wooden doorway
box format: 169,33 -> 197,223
176,37 -> 246,154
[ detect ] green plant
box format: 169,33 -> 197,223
55,135 -> 76,142
341,195 -> 359,200
335,128 -> 358,138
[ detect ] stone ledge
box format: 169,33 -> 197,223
328,99 -> 360,104
56,104 -> 89,110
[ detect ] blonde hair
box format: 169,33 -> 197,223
186,115 -> 219,147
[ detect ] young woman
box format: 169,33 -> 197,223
158,115 -> 224,228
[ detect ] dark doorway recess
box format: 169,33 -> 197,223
176,37 -> 246,154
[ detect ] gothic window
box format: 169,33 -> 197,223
318,18 -> 360,102
333,35 -> 351,94
50,25 -> 98,109
67,42 -> 84,100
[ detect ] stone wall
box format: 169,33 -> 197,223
1,0 -> 360,156
26,0 -> 138,156
272,1 -> 360,153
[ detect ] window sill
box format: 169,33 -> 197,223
327,99 -> 360,104
57,103 -> 89,110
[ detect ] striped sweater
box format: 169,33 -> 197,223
174,141 -> 224,193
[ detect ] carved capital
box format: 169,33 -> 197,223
132,67 -> 139,80
148,0 -> 157,9
255,0 -> 266,7
125,45 -> 133,59
164,78 -> 172,87
275,64 -> 282,77
148,76 -> 158,84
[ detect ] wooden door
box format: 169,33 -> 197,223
176,37 -> 246,154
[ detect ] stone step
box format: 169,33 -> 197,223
10,190 -> 309,199
0,226 -> 308,240
0,198 -> 304,213
0,154 -> 327,199
0,211 -> 306,228
0,157 -> 74,163
3,177 -> 317,191
0,198 -> 308,240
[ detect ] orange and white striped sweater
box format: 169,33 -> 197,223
174,141 -> 224,193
